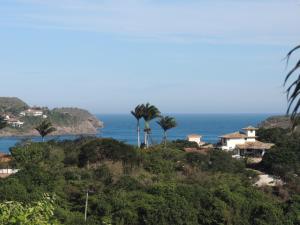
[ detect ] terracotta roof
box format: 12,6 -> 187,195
220,132 -> 247,139
236,141 -> 274,150
0,153 -> 12,163
243,126 -> 258,130
187,134 -> 202,138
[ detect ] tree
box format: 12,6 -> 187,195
142,103 -> 160,148
0,115 -> 7,130
285,45 -> 300,129
131,104 -> 145,148
0,194 -> 59,225
35,120 -> 56,142
157,116 -> 177,147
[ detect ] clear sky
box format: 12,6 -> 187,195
0,0 -> 299,113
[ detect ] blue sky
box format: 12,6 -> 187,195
0,0 -> 299,113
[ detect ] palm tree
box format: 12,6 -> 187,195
142,103 -> 160,148
35,120 -> 56,142
0,115 -> 7,130
157,116 -> 177,147
131,104 -> 145,148
285,45 -> 300,129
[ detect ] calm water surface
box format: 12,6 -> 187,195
0,114 -> 273,153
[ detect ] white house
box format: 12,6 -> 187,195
3,115 -> 24,128
7,118 -> 24,128
220,126 -> 274,157
187,134 -> 205,146
20,108 -> 44,117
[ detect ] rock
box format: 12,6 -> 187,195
259,115 -> 293,129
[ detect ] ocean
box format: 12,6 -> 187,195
0,114 -> 273,153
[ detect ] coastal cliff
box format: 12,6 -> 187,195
0,97 -> 103,137
258,115 -> 299,131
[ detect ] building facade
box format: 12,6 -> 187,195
187,134 -> 205,146
220,126 -> 274,157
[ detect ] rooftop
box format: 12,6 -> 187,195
187,134 -> 202,138
243,125 -> 258,130
220,132 -> 247,139
236,141 -> 274,150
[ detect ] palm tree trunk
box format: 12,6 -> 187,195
164,131 -> 167,148
146,132 -> 149,148
42,136 -> 45,142
144,121 -> 149,148
137,120 -> 140,148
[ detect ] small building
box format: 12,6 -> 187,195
3,115 -> 24,128
0,153 -> 16,179
0,153 -> 12,163
219,126 -> 274,157
20,108 -> 44,117
8,119 -> 24,128
187,134 -> 205,146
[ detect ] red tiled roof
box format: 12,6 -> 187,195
220,132 -> 247,139
243,126 -> 258,130
187,134 -> 202,138
236,141 -> 274,150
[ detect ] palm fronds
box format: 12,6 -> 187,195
131,104 -> 145,121
157,116 -> 177,147
35,120 -> 56,141
285,45 -> 300,129
157,116 -> 177,132
142,103 -> 160,123
131,104 -> 145,147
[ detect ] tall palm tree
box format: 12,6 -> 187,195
285,45 -> 300,129
142,103 -> 160,148
35,120 -> 56,142
131,104 -> 145,148
157,116 -> 177,147
0,115 -> 7,130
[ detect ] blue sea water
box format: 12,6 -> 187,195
0,114 -> 273,153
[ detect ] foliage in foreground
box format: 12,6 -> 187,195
258,128 -> 300,178
0,194 -> 59,225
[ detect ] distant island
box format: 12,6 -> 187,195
0,97 -> 103,137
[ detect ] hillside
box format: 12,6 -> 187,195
259,115 -> 299,131
0,97 -> 29,115
0,97 -> 103,137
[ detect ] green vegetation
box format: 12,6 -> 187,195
258,128 -> 300,180
285,45 -> 300,127
157,116 -> 177,147
131,103 -> 177,148
0,115 -> 7,130
0,97 -> 102,136
0,194 -> 59,225
0,136 -> 298,225
142,103 -> 161,148
131,104 -> 145,148
0,97 -> 28,115
35,120 -> 57,142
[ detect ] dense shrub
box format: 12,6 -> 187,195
0,137 -> 296,224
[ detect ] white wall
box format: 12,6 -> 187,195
188,137 -> 203,146
246,137 -> 256,142
246,130 -> 256,137
222,138 -> 246,151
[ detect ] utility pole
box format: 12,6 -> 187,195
84,190 -> 89,222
